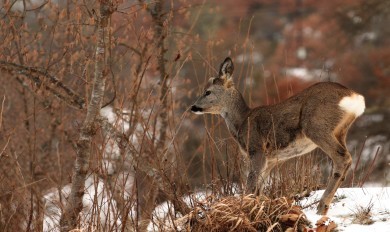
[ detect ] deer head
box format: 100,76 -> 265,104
191,57 -> 247,118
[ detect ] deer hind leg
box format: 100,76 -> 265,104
305,127 -> 352,215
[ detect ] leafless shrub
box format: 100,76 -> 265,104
352,201 -> 375,225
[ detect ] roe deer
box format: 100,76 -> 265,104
191,57 -> 365,215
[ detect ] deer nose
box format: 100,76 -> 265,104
191,105 -> 203,113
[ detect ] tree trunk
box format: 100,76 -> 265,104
152,0 -> 169,151
60,1 -> 113,230
138,0 -> 171,230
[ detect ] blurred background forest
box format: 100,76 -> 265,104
0,0 -> 389,231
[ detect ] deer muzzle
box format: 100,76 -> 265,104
191,105 -> 204,114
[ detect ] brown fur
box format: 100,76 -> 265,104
191,57 -> 365,215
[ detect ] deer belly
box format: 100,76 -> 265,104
274,137 -> 317,160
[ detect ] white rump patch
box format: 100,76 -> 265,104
338,93 -> 365,116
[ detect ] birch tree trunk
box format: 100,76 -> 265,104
60,1 -> 113,230
152,0 -> 169,151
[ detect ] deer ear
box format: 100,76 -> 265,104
219,57 -> 234,80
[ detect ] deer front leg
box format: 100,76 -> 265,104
245,153 -> 275,195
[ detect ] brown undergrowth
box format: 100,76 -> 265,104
167,194 -> 311,232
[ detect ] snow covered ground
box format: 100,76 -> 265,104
302,187 -> 390,232
148,187 -> 390,232
43,184 -> 389,231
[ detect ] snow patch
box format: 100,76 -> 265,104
284,68 -> 335,81
302,187 -> 390,232
42,176 -> 121,232
147,191 -> 210,231
235,52 -> 263,64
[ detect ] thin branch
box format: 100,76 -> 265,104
0,178 -> 47,198
0,136 -> 10,159
118,43 -> 142,56
25,0 -> 49,12
0,61 -> 85,109
0,95 -> 5,130
1,0 -> 18,19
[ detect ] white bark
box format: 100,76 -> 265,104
60,1 -> 113,230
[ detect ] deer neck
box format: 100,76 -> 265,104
221,91 -> 250,138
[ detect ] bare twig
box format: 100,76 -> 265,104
0,95 -> 4,130
351,137 -> 367,186
0,178 -> 47,198
359,146 -> 381,187
0,136 -> 10,159
0,61 -> 85,109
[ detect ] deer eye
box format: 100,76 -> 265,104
205,90 -> 211,96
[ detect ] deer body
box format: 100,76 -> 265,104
191,57 -> 365,215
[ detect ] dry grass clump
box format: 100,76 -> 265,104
169,194 -> 311,232
352,202 -> 375,225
